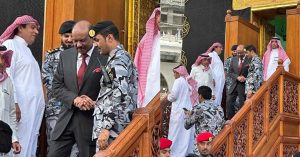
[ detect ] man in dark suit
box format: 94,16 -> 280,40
226,44 -> 250,119
48,20 -> 108,157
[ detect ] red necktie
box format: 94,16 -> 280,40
238,58 -> 243,72
77,54 -> 88,87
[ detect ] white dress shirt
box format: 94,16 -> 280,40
76,46 -> 94,74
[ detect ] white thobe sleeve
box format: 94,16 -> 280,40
8,81 -> 18,142
209,71 -> 215,95
168,79 -> 180,102
208,53 -> 215,71
190,68 -> 195,79
283,58 -> 291,72
3,41 -> 18,103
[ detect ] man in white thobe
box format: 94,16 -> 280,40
135,8 -> 160,107
206,42 -> 225,106
167,65 -> 197,157
262,37 -> 291,80
0,46 -> 21,156
0,15 -> 45,157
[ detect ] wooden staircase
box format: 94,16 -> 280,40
98,93 -> 162,157
211,62 -> 300,157
99,63 -> 299,157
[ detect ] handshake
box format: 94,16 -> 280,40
73,95 -> 96,110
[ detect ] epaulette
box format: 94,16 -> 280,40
46,48 -> 60,54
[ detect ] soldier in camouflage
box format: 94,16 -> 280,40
41,20 -> 79,156
184,86 -> 225,154
89,21 -> 138,153
245,45 -> 264,99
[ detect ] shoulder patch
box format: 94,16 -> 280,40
47,48 -> 60,54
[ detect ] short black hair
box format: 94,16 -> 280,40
231,44 -> 238,51
13,24 -> 27,36
100,25 -> 119,40
91,21 -> 119,40
198,86 -> 212,100
245,45 -> 256,53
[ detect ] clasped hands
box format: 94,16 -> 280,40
74,95 -> 95,110
237,76 -> 246,82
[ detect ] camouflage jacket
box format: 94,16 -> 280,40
184,99 -> 225,136
224,56 -> 233,93
245,55 -> 264,94
93,45 -> 138,140
42,46 -> 65,117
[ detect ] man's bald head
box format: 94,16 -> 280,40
72,20 -> 93,54
236,45 -> 244,51
236,44 -> 245,59
72,20 -> 91,34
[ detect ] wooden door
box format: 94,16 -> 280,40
260,20 -> 275,57
44,0 -> 126,52
286,6 -> 300,77
224,13 -> 260,59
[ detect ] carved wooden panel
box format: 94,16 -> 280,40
234,118 -> 248,157
253,99 -> 264,146
139,0 -> 156,39
132,0 -> 140,54
129,0 -> 156,55
161,98 -> 172,137
274,146 -> 279,157
283,79 -> 299,115
152,124 -> 161,157
283,145 -> 298,157
269,82 -> 279,123
129,148 -> 139,157
214,142 -> 227,157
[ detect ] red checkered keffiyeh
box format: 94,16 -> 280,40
134,8 -> 160,106
0,45 -> 13,82
173,66 -> 199,106
0,15 -> 39,44
262,38 -> 289,80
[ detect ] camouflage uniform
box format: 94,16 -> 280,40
42,46 -> 63,118
184,100 -> 225,154
42,46 -> 79,157
245,55 -> 264,94
224,56 -> 233,93
93,45 -> 138,142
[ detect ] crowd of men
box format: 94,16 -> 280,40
166,37 -> 291,156
0,7 -> 161,157
0,6 -> 294,157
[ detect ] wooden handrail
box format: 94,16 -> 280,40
212,61 -> 300,156
98,61 -> 300,156
100,93 -> 161,157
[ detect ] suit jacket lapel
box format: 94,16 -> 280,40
79,48 -> 99,91
70,49 -> 79,93
242,57 -> 249,69
233,57 -> 239,74
239,57 -> 250,75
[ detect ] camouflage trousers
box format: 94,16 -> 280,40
46,116 -> 79,157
